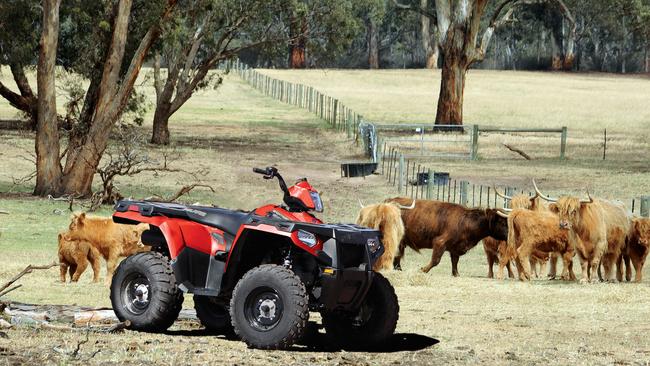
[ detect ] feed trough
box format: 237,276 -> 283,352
340,162 -> 378,178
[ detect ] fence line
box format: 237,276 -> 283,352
229,61 -> 645,215
231,60 -> 376,158
383,148 -> 649,217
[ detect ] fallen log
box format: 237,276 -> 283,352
502,143 -> 532,160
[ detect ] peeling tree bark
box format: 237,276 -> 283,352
33,0 -> 178,197
367,18 -> 380,69
420,0 -> 438,69
34,0 -> 62,196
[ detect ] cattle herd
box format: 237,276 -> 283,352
56,180 -> 650,286
357,180 -> 650,284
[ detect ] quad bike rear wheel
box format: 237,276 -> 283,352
230,265 -> 309,349
194,295 -> 233,335
110,252 -> 183,332
321,272 -> 399,349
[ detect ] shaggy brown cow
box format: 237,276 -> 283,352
620,217 -> 650,282
483,236 -> 514,279
67,213 -> 150,284
500,208 -> 575,281
540,191 -> 629,283
58,232 -> 101,282
490,190 -> 556,279
386,197 -> 508,276
356,202 -> 405,271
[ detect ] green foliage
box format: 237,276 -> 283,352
0,0 -> 41,67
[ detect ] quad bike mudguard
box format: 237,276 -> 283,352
113,200 -> 384,312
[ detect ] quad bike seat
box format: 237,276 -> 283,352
114,200 -> 252,237
188,206 -> 252,236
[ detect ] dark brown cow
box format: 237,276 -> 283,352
386,197 -> 508,276
620,217 -> 650,282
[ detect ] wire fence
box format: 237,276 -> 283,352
382,149 -> 650,216
230,61 -> 648,216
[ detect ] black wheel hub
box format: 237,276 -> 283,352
244,287 -> 284,331
122,273 -> 151,315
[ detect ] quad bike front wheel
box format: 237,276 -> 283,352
110,252 -> 183,332
321,272 -> 399,349
230,264 -> 309,349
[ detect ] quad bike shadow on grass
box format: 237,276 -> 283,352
165,321 -> 439,353
110,167 -> 402,350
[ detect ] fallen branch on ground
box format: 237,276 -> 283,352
0,262 -> 58,298
0,284 -> 22,298
167,184 -> 216,202
502,143 -> 532,160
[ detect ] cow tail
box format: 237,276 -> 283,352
506,213 -> 517,261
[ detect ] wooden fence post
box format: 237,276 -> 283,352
398,155 -> 405,194
333,99 -> 338,129
641,196 -> 650,217
560,126 -> 568,160
470,125 -> 479,160
426,169 -> 433,200
460,181 -> 468,206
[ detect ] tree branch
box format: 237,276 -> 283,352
0,262 -> 58,298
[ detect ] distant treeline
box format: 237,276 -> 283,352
239,0 -> 650,73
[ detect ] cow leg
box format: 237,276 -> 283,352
528,257 -> 536,278
421,238 -> 447,273
589,259 -> 601,284
560,252 -> 574,281
577,256 -> 590,284
632,255 -> 644,283
393,242 -> 407,270
615,254 -> 623,282
601,255 -> 615,282
486,251 -> 496,279
624,254 -> 632,282
506,261 -> 515,279
105,251 -> 120,285
71,254 -> 89,282
59,262 -> 69,283
496,255 -> 512,280
547,252 -> 558,279
450,253 -> 460,277
68,264 -> 77,282
538,258 -> 548,280
90,251 -> 101,283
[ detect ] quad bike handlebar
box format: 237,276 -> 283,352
253,167 -> 311,212
253,166 -> 290,196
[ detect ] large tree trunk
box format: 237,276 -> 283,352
34,0 -> 62,196
435,52 -> 467,126
367,18 -> 379,69
151,104 -> 172,145
420,0 -> 438,69
288,16 -> 307,68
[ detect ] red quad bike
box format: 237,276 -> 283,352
110,167 -> 399,350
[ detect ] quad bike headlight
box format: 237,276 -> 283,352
309,192 -> 323,212
296,230 -> 317,247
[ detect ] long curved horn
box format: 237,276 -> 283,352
358,199 -> 366,208
532,179 -> 558,202
0,210 -> 8,214
496,209 -> 510,218
579,190 -> 594,204
493,185 -> 512,200
500,207 -> 513,212
396,200 -> 416,210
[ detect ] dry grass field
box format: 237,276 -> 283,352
1,68 -> 650,365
